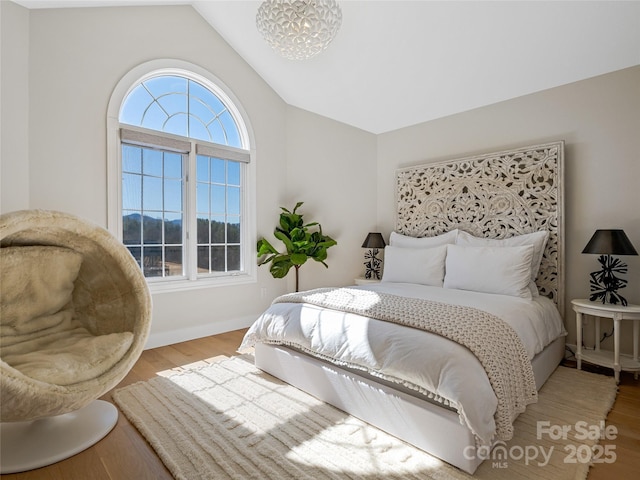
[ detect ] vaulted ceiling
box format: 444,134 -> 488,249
12,1 -> 640,134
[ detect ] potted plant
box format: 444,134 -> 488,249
257,202 -> 337,292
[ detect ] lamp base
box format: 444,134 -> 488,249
588,254 -> 629,306
363,248 -> 382,280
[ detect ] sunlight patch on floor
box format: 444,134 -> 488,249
155,355 -> 230,377
284,417 -> 444,475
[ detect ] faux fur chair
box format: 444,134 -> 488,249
0,210 -> 151,473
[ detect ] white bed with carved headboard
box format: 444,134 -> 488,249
241,141 -> 566,474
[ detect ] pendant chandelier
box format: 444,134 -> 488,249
256,0 -> 343,61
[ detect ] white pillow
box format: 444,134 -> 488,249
456,230 -> 549,295
389,229 -> 458,248
443,244 -> 534,299
381,244 -> 448,286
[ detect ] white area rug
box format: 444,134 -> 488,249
113,355 -> 617,480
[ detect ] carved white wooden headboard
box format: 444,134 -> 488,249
396,141 -> 564,314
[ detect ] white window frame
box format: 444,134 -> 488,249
107,60 -> 257,293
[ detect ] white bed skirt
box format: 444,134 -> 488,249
254,335 -> 565,475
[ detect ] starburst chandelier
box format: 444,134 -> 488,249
256,0 -> 343,61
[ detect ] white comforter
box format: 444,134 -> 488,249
241,282 -> 566,445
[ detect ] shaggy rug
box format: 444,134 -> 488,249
113,355 -> 617,480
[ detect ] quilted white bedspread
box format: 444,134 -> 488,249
241,282 -> 566,445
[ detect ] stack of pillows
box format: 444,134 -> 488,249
381,229 -> 549,300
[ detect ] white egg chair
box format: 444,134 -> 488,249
0,210 -> 151,473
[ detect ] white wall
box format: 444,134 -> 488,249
22,5 -> 290,347
283,106 -> 378,292
4,3 -> 638,353
3,4 -> 377,347
0,1 -> 30,213
377,66 -> 640,353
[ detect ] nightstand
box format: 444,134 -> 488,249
572,298 -> 640,383
354,277 -> 381,286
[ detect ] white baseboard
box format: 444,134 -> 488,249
144,315 -> 257,350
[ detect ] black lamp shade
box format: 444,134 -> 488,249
582,229 -> 638,256
361,232 -> 386,249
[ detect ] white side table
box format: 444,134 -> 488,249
354,277 -> 381,286
572,298 -> 640,383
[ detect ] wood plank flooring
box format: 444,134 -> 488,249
2,329 -> 638,479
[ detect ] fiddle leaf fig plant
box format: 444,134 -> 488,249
257,202 -> 337,292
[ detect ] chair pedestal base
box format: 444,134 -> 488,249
0,399 -> 118,474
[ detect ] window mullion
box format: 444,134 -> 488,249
224,160 -> 229,273
208,156 -> 212,274
161,152 -> 166,277
187,145 -> 198,281
240,164 -> 246,272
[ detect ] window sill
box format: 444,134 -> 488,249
147,272 -> 256,294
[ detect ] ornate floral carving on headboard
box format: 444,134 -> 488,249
396,141 -> 564,312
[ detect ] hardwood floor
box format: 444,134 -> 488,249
2,329 -> 638,479
578,365 -> 640,480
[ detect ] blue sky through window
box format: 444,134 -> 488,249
120,75 -> 242,148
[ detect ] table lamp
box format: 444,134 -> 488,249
582,229 -> 638,306
361,232 -> 386,280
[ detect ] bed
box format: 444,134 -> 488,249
241,141 -> 566,474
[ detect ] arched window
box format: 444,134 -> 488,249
108,63 -> 255,291
120,75 -> 243,147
